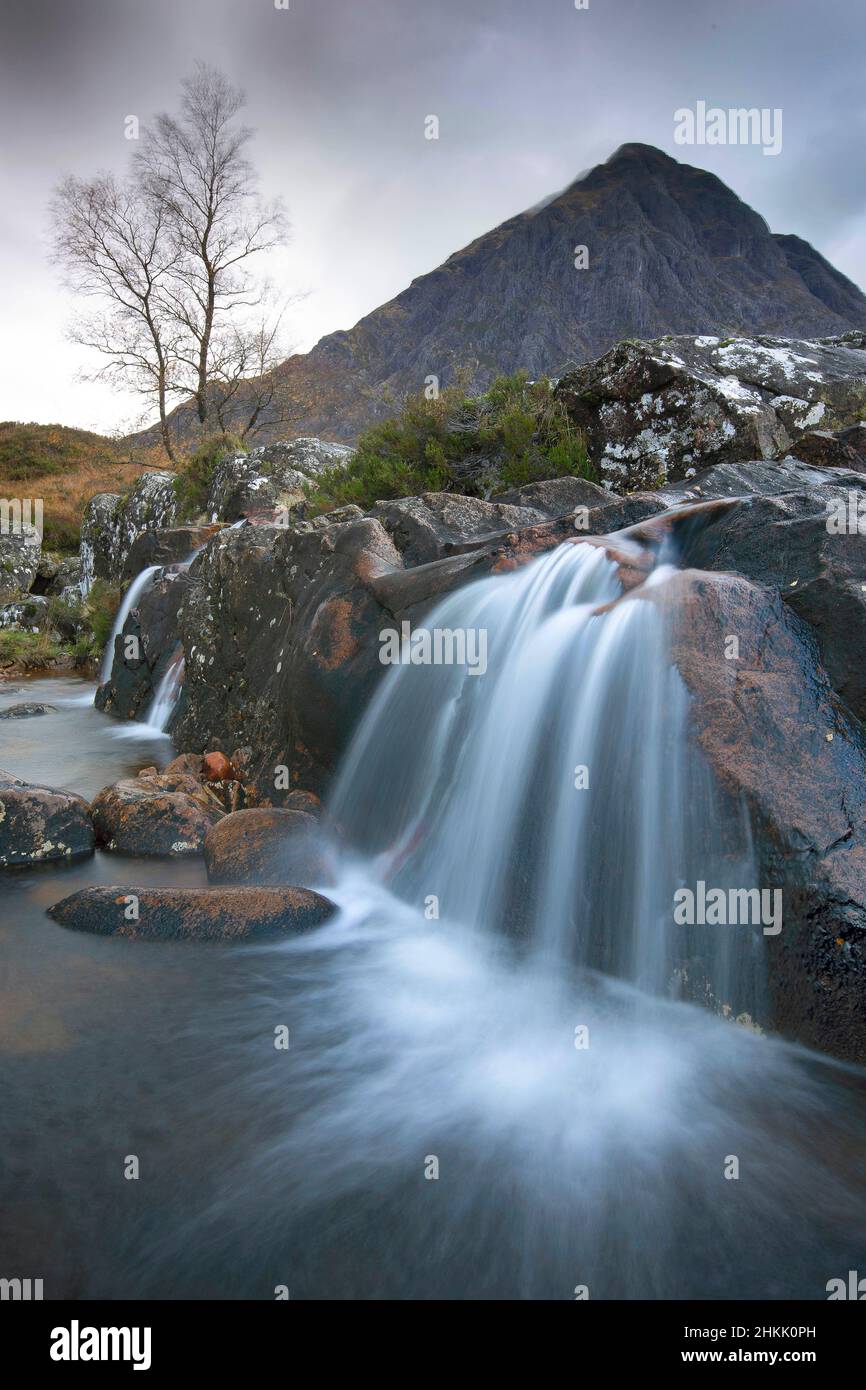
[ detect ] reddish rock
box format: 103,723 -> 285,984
202,751 -> 236,782
204,807 -> 330,886
165,752 -> 205,779
48,884 -> 336,940
0,770 -> 94,866
90,770 -> 225,856
284,789 -> 322,817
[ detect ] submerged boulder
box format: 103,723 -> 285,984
556,333 -> 866,491
203,807 -> 329,886
48,884 -> 337,940
0,770 -> 94,866
90,768 -> 225,855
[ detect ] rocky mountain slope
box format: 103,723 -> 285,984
149,143 -> 866,447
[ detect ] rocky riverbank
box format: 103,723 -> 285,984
4,329 -> 866,1059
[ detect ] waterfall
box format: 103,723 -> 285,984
329,540 -> 762,1016
145,538 -> 866,1300
145,650 -> 185,732
98,566 -> 160,686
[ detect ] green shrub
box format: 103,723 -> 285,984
174,433 -> 246,520
305,373 -> 594,514
83,580 -> 120,652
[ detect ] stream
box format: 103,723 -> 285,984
2,550 -> 866,1300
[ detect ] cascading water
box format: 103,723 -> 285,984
98,565 -> 159,685
330,541 -> 762,1016
145,650 -> 185,732
140,539 -> 866,1300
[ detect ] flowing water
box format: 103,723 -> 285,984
98,566 -> 159,686
1,546 -> 866,1299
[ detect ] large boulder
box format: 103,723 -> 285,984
79,471 -> 178,591
369,492 -> 549,566
203,807 -> 329,885
97,570 -> 193,719
643,568 -> 866,1060
555,333 -> 866,491
0,516 -> 41,602
676,479 -> 866,723
206,438 -> 354,522
121,524 -> 219,582
0,770 -> 94,866
48,884 -> 337,940
90,768 -> 225,855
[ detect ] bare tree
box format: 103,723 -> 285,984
136,64 -> 287,436
50,173 -> 182,461
209,304 -> 301,440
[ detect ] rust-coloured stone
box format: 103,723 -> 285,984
90,769 -> 224,856
47,884 -> 337,940
204,807 -> 329,886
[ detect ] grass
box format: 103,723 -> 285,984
0,628 -> 69,669
304,372 -> 595,515
0,422 -> 169,554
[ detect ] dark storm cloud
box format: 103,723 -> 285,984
1,0 -> 864,427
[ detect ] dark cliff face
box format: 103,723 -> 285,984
153,143 -> 866,445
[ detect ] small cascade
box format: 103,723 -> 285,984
329,539 -> 762,1016
145,650 -> 185,732
98,566 -> 160,686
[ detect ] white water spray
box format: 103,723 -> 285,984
98,566 -> 159,686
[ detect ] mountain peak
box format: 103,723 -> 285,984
150,146 -> 866,447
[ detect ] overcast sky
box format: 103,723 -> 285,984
1,0 -> 864,433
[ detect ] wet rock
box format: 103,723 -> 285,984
206,438 -> 354,522
79,471 -> 178,591
204,807 -> 329,885
0,702 -> 57,719
121,524 -> 218,582
644,568 -> 866,1061
165,752 -> 205,778
47,884 -> 337,940
284,789 -> 322,817
202,751 -> 236,782
0,770 -> 94,866
90,769 -> 225,856
556,333 -> 866,491
676,484 -> 866,722
97,570 -> 193,720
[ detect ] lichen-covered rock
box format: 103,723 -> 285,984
79,471 -> 178,592
0,702 -> 56,719
556,333 -> 866,491
90,768 -> 225,856
47,884 -> 337,940
0,595 -> 49,630
0,519 -> 41,602
206,438 -> 354,522
203,807 -> 329,885
0,770 -> 94,865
